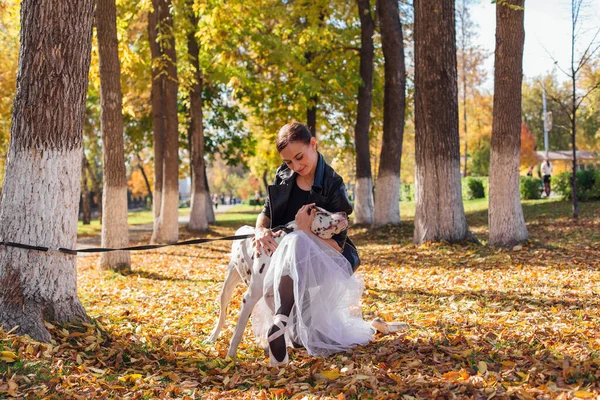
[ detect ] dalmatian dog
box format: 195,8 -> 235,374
206,206 -> 349,358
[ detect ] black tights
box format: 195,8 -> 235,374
268,276 -> 295,362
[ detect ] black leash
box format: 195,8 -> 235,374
0,233 -> 256,256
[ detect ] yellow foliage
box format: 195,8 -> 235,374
128,162 -> 154,199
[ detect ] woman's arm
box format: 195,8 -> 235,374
255,212 -> 270,230
255,213 -> 279,256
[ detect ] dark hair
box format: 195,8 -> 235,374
276,121 -> 314,153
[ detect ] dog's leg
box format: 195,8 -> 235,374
207,262 -> 241,343
226,281 -> 263,358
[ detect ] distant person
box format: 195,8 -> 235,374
526,166 -> 534,177
213,194 -> 218,210
540,158 -> 552,197
220,193 -> 225,205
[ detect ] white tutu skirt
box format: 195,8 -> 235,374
251,231 -> 374,357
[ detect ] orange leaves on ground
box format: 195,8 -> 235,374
1,201 -> 599,398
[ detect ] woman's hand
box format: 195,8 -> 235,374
295,203 -> 316,233
254,226 -> 280,256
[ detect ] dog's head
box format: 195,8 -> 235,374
309,206 -> 348,239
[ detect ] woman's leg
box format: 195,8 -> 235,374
268,275 -> 294,362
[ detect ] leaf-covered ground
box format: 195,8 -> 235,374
1,199 -> 599,399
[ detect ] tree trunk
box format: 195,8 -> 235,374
81,158 -> 92,225
148,5 -> 163,222
373,0 -> 406,228
413,0 -> 472,244
187,5 -> 209,232
136,153 -> 153,206
0,0 -> 94,342
570,15 -> 579,219
571,106 -> 578,218
353,0 -> 375,225
97,0 -> 131,270
84,157 -> 103,221
488,0 -> 529,247
459,0 -> 469,178
150,0 -> 180,244
204,166 -> 216,223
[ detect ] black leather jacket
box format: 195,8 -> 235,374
262,153 -> 361,271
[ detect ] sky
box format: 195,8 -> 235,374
470,0 -> 600,87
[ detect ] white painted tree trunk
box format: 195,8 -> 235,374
0,150 -> 89,341
413,0 -> 472,244
373,173 -> 400,227
414,159 -> 469,243
206,189 -> 216,223
100,185 -> 131,269
153,188 -> 163,221
97,0 -> 131,270
0,0 -> 94,342
488,0 -> 528,247
189,190 -> 208,231
153,188 -> 179,243
489,149 -> 529,246
353,177 -> 374,225
149,0 -> 179,244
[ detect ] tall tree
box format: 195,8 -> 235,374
373,0 -> 406,227
353,0 -> 375,225
0,0 -> 94,341
147,5 -> 164,222
97,0 -> 131,270
413,0 -> 472,244
456,0 -> 473,177
488,0 -> 529,247
81,157 -> 92,225
204,166 -> 216,224
149,0 -> 180,243
546,0 -> 600,218
187,3 -> 209,232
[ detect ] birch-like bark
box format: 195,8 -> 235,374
0,0 -> 94,342
353,0 -> 375,225
373,0 -> 406,227
413,0 -> 472,244
97,0 -> 131,269
489,0 -> 529,247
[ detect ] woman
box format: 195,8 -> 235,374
253,121 -> 373,367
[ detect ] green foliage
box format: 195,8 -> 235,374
522,74 -> 600,152
469,137 -> 490,176
553,172 -> 572,200
520,176 -> 541,200
491,0 -> 524,11
464,177 -> 485,200
553,170 -> 600,201
400,183 -> 414,202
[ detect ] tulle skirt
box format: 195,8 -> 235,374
251,230 -> 374,357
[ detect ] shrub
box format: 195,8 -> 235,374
400,183 -> 414,202
520,177 -> 541,200
553,172 -> 572,200
552,170 -> 600,201
465,177 -> 485,199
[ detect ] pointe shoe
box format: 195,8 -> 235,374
268,314 -> 289,367
370,317 -> 409,334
